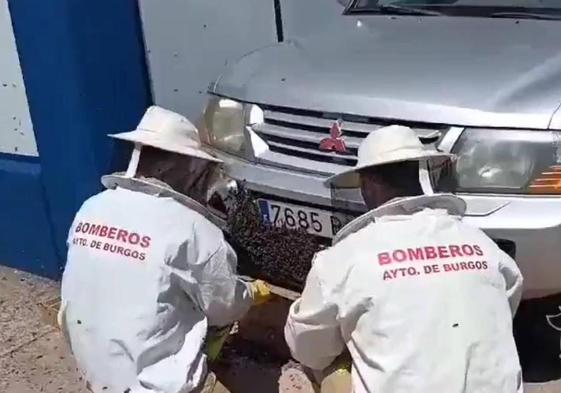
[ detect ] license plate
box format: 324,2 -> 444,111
258,199 -> 350,238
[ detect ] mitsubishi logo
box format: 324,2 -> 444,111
319,119 -> 348,154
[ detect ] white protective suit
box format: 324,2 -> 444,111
285,194 -> 524,393
59,175 -> 252,393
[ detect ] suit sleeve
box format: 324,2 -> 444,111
498,249 -> 523,317
284,258 -> 345,370
192,240 -> 253,327
171,221 -> 253,327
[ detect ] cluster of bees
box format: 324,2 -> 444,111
226,187 -> 325,291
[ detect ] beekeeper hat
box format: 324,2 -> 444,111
109,105 -> 221,163
326,125 -> 453,188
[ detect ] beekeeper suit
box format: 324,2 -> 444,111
285,125 -> 524,393
59,106 -> 267,393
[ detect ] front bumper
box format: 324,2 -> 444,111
219,152 -> 561,299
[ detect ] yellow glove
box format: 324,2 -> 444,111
334,359 -> 351,373
321,360 -> 352,393
206,325 -> 231,362
249,279 -> 272,306
321,368 -> 352,393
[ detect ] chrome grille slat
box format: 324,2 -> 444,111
266,141 -> 356,162
264,110 -> 377,134
252,105 -> 446,169
263,110 -> 443,137
253,122 -> 362,150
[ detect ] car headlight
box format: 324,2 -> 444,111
202,96 -> 247,157
438,128 -> 561,194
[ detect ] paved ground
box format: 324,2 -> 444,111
1,265 -> 560,393
0,267 -> 85,393
0,266 -> 314,393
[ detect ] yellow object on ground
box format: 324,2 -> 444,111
249,279 -> 273,305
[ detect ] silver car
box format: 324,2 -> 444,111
201,0 -> 561,380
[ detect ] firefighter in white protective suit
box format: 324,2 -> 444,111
285,125 -> 524,393
58,106 -> 270,393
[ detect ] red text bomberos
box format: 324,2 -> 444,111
71,221 -> 151,262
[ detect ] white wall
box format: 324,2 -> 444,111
281,0 -> 351,40
139,0 -> 278,123
139,0 -> 352,122
0,0 -> 38,157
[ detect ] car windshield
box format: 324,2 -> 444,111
349,0 -> 561,18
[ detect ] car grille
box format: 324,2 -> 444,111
251,105 -> 447,168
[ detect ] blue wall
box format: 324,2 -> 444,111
5,0 -> 152,278
0,154 -> 59,277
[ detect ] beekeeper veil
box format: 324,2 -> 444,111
134,146 -> 221,205
102,106 -> 228,214
326,125 -> 456,238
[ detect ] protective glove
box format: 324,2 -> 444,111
335,359 -> 351,373
320,363 -> 352,393
249,279 -> 272,306
321,368 -> 351,393
206,325 -> 232,362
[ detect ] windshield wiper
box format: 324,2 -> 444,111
355,4 -> 444,16
490,11 -> 561,20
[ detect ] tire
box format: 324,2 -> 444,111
514,292 -> 561,383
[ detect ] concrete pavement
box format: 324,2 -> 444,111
1,265 -> 559,393
0,266 -> 312,393
0,266 -> 85,393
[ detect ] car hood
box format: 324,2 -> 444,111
214,16 -> 561,129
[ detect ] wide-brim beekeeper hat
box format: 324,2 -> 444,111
109,105 -> 221,163
326,125 -> 453,188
